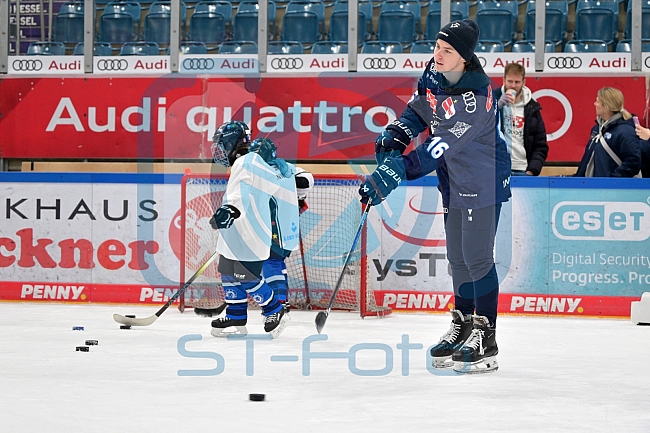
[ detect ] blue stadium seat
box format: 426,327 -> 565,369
512,40 -> 556,52
286,0 -> 325,35
73,41 -> 113,55
59,1 -> 84,15
426,2 -> 464,40
237,1 -> 277,35
564,39 -> 608,52
282,11 -> 320,48
189,12 -> 227,45
616,39 -> 650,52
99,13 -> 136,44
333,0 -> 373,37
377,10 -> 416,47
524,1 -> 567,47
144,12 -> 171,44
410,40 -> 435,53
53,12 -> 84,44
148,1 -> 187,21
104,1 -> 142,33
475,9 -> 516,46
624,7 -> 650,39
195,0 -> 232,31
311,40 -> 348,53
27,41 -> 66,55
218,41 -> 258,53
574,0 -> 618,46
120,41 -> 160,55
269,40 -> 304,54
381,0 -> 421,34
329,11 -> 366,44
361,41 -> 403,53
476,40 -> 505,52
233,11 -> 259,42
180,41 -> 208,53
477,0 -> 519,30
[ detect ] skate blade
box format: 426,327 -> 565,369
432,355 -> 454,369
268,314 -> 290,339
453,357 -> 499,374
210,326 -> 248,337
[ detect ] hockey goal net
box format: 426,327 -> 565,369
178,173 -> 390,317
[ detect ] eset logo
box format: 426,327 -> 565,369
552,201 -> 650,241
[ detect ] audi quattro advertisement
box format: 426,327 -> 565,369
366,177 -> 650,317
0,75 -> 645,163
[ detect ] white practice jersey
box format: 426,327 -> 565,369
270,162 -> 300,254
216,152 -> 284,262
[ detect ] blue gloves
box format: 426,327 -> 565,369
209,205 -> 241,230
359,153 -> 405,206
374,120 -> 413,163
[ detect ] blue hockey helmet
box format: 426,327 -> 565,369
248,138 -> 277,163
211,121 -> 251,167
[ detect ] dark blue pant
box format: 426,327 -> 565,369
444,204 -> 501,326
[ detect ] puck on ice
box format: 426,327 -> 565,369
76,346 -> 89,352
249,394 -> 265,402
120,325 -> 131,330
72,326 -> 84,331
85,340 -> 98,346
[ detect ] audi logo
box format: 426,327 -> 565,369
547,57 -> 582,69
362,57 -> 396,70
96,59 -> 129,71
644,56 -> 650,69
477,56 -> 487,68
270,57 -> 303,69
12,59 -> 43,71
182,58 -> 215,70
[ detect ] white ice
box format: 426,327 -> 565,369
1,303 -> 649,433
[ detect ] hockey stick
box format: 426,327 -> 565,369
113,250 -> 219,327
194,303 -> 227,317
315,203 -> 371,334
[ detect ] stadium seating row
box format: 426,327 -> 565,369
39,0 -> 650,53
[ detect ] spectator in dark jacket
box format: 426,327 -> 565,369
494,63 -> 548,176
575,87 -> 641,177
633,123 -> 650,178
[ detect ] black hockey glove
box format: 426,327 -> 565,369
375,120 -> 413,163
359,153 -> 405,206
209,205 -> 241,230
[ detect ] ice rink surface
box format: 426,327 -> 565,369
1,302 -> 649,433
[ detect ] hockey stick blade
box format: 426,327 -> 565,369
113,250 -> 219,327
315,204 -> 371,334
194,303 -> 227,317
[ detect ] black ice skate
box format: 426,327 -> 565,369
263,304 -> 290,339
430,309 -> 474,368
452,315 -> 499,374
210,316 -> 248,337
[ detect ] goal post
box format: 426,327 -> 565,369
178,173 -> 391,318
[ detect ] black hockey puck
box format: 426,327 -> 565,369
76,346 -> 89,352
85,340 -> 98,346
249,393 -> 265,402
72,326 -> 84,331
125,315 -> 136,318
120,325 -> 131,330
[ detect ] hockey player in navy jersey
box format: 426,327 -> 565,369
359,19 -> 511,373
207,122 -> 297,338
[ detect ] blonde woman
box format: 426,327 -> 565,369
575,87 -> 641,177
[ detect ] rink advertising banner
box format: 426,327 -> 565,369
366,176 -> 650,318
0,75 -> 646,163
1,174 -> 649,317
